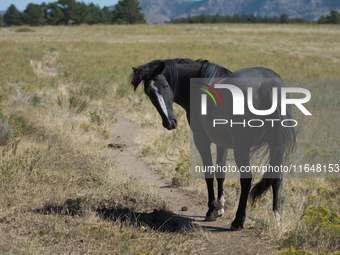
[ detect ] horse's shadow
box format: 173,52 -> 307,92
96,206 -> 195,232
34,198 -> 198,233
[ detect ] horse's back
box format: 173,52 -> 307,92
200,66 -> 287,149
229,67 -> 281,79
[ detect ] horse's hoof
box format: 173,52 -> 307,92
230,224 -> 242,231
274,210 -> 281,226
230,219 -> 244,231
217,196 -> 225,217
205,208 -> 218,221
205,200 -> 218,221
205,214 -> 217,221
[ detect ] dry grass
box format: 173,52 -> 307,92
1,23 -> 340,254
0,91 -> 201,254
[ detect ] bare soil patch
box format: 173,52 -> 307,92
110,116 -> 280,254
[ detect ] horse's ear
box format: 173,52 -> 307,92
131,67 -> 149,91
154,62 -> 165,75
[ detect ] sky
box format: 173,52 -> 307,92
0,0 -> 119,11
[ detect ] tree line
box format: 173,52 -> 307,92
318,10 -> 340,24
166,10 -> 340,24
0,0 -> 146,26
0,1 -> 339,27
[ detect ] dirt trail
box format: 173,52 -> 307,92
111,116 -> 278,255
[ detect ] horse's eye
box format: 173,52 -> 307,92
145,87 -> 154,96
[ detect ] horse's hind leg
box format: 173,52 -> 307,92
216,146 -> 228,217
249,135 -> 284,223
272,177 -> 281,213
272,177 -> 281,222
268,139 -> 284,217
231,145 -> 252,231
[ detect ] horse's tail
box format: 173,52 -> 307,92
249,78 -> 296,202
250,178 -> 275,203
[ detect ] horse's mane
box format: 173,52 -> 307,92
198,60 -> 233,80
130,58 -> 233,90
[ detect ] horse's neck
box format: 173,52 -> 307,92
174,65 -> 201,111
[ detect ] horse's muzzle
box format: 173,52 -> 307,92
163,118 -> 177,130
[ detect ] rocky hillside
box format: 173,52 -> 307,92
137,0 -> 340,23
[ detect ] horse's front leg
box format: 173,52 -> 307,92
216,146 -> 228,217
205,170 -> 217,221
193,134 -> 217,221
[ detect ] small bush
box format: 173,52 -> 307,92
282,187 -> 340,253
9,114 -> 32,136
303,205 -> 340,249
87,110 -> 117,127
303,146 -> 334,164
4,82 -> 30,105
88,111 -> 103,126
29,93 -> 43,106
172,149 -> 190,185
277,246 -> 314,255
56,92 -> 91,114
68,94 -> 91,114
80,123 -> 91,132
141,145 -> 153,157
0,118 -> 14,146
15,27 -> 35,32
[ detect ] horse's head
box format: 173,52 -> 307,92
132,62 -> 177,130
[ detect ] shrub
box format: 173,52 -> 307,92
9,114 -> 33,136
278,246 -> 313,255
0,117 -> 14,146
303,205 -> 340,249
15,27 -> 35,32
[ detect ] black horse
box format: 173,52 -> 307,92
131,59 -> 295,230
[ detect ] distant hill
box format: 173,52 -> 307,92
136,0 -> 340,23
2,0 -> 340,24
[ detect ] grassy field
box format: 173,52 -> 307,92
0,23 -> 340,254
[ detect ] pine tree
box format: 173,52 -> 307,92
328,10 -> 340,24
58,0 -> 76,25
112,0 -> 146,24
102,6 -> 112,24
280,14 -> 289,23
4,4 -> 22,26
0,14 -> 4,27
22,3 -> 46,26
318,15 -> 327,24
71,1 -> 90,24
87,3 -> 105,24
318,10 -> 340,24
45,2 -> 64,25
